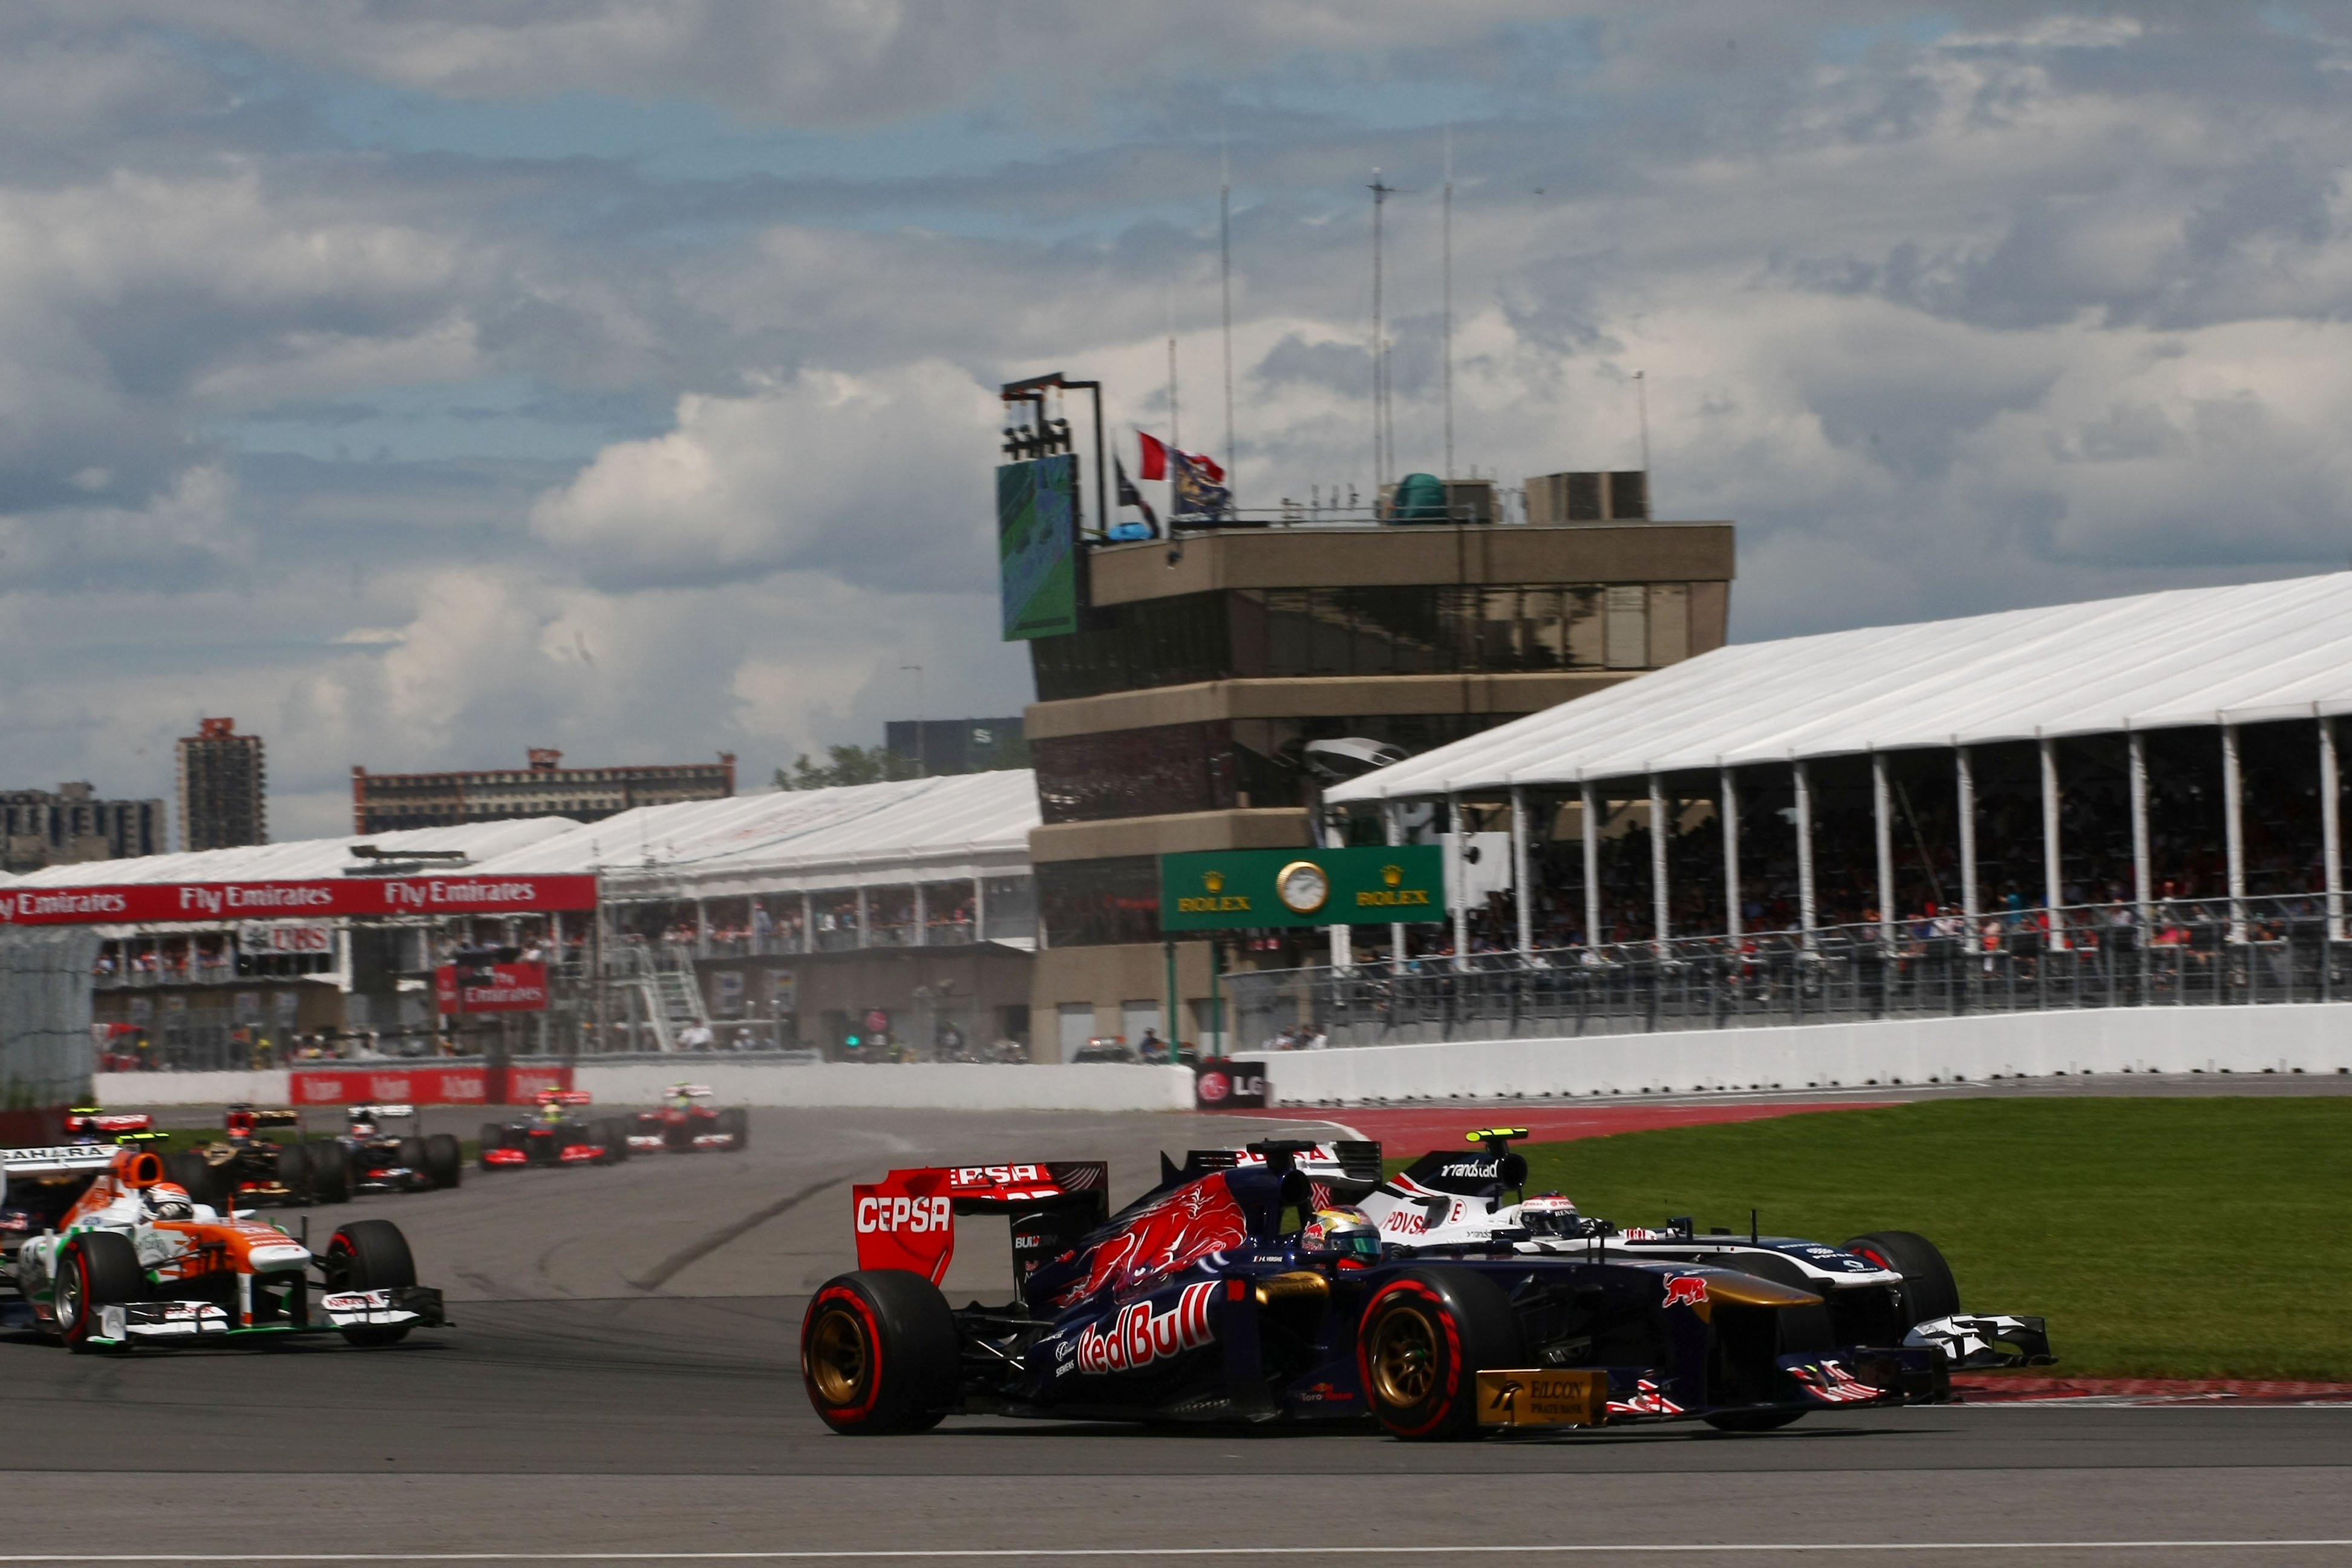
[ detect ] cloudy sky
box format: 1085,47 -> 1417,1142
8,4 -> 2351,841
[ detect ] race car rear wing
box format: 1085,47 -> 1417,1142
853,1161 -> 1109,1288
1166,1140 -> 1384,1206
346,1103 -> 417,1120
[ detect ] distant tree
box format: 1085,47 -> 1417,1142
773,744 -> 915,790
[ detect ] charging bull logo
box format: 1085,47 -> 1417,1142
1054,1175 -> 1248,1308
1076,1281 -> 1217,1374
1662,1274 -> 1709,1309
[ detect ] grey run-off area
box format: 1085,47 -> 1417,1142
6,1086 -> 2348,1567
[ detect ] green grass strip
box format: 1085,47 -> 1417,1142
1498,1097 -> 2352,1382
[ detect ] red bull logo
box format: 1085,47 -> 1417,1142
1075,1281 -> 1217,1374
1055,1175 -> 1247,1307
1662,1273 -> 1710,1309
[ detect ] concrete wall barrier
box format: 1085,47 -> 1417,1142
574,1061 -> 1195,1112
1263,1003 -> 2352,1105
97,1069 -> 290,1106
102,1062 -> 1197,1113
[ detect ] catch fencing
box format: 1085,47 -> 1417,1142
1227,895 -> 2352,1050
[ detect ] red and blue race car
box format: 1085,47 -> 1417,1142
800,1140 -> 1950,1439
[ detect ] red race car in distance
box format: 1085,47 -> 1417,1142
624,1084 -> 748,1155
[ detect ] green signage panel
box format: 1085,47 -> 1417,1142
1158,845 -> 1446,931
998,454 -> 1079,641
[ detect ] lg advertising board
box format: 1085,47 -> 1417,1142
998,453 -> 1079,641
1157,846 -> 1447,932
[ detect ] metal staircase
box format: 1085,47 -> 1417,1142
606,941 -> 710,1052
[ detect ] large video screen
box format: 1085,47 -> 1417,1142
998,453 -> 1079,641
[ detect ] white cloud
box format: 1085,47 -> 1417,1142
526,359 -> 999,587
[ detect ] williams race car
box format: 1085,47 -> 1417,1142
0,1142 -> 445,1350
1281,1129 -> 2053,1377
800,1141 -> 1949,1439
623,1084 -> 749,1154
479,1089 -> 630,1171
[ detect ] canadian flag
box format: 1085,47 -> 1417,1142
1138,432 -> 1168,481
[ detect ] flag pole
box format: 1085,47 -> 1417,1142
1443,128 -> 1454,483
1221,122 -> 1235,506
1166,290 -> 1180,520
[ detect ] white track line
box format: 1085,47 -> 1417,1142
0,1545 -> 2344,1561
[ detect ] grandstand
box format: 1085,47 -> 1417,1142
1253,573 -> 2352,1047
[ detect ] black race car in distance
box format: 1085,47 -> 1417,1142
800,1142 -> 1949,1439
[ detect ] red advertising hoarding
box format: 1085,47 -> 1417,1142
434,961 -> 549,1014
0,874 -> 598,926
290,1063 -> 573,1107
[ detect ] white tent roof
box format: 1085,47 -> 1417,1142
7,817 -> 583,887
1330,572 -> 2352,801
472,769 -> 1039,901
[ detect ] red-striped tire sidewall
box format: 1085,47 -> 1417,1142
58,1246 -> 94,1348
803,1282 -> 886,1426
1358,1276 -> 1465,1438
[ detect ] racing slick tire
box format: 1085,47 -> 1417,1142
1357,1266 -> 1525,1441
595,1119 -> 630,1165
717,1106 -> 749,1151
309,1143 -> 352,1206
162,1151 -> 215,1213
478,1124 -> 506,1171
324,1219 -> 418,1347
802,1269 -> 960,1435
276,1140 -> 313,1204
1842,1230 -> 1962,1326
397,1136 -> 430,1183
55,1230 -> 143,1353
423,1134 -> 462,1190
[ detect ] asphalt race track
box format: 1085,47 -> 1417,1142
9,1087 -> 2350,1566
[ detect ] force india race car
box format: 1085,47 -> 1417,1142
0,1142 -> 446,1350
1285,1129 -> 2054,1379
622,1084 -> 750,1155
479,1089 -> 632,1171
800,1141 -> 1952,1439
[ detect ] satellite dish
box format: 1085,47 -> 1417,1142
1302,737 -> 1411,783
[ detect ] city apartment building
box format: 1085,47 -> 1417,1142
1022,475 -> 1734,1059
352,748 -> 736,832
0,783 -> 165,873
177,717 -> 266,851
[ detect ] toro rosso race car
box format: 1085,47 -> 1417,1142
0,1142 -> 445,1350
1308,1129 -> 2054,1378
622,1084 -> 750,1154
800,1140 -> 1951,1439
479,1089 -> 631,1171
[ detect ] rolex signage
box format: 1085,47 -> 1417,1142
1157,846 -> 1446,931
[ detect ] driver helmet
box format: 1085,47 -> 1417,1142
142,1181 -> 195,1223
1519,1192 -> 1583,1239
1298,1206 -> 1382,1267
540,1100 -> 567,1123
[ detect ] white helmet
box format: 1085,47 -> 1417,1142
142,1181 -> 195,1222
1518,1192 -> 1584,1239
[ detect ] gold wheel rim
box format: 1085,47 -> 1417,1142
808,1305 -> 872,1407
1369,1302 -> 1439,1407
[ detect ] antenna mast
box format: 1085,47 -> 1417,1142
1166,290 -> 1180,458
1442,129 -> 1454,482
1221,125 -> 1235,490
1370,169 -> 1395,492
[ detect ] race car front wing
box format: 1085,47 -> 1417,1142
83,1285 -> 446,1346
